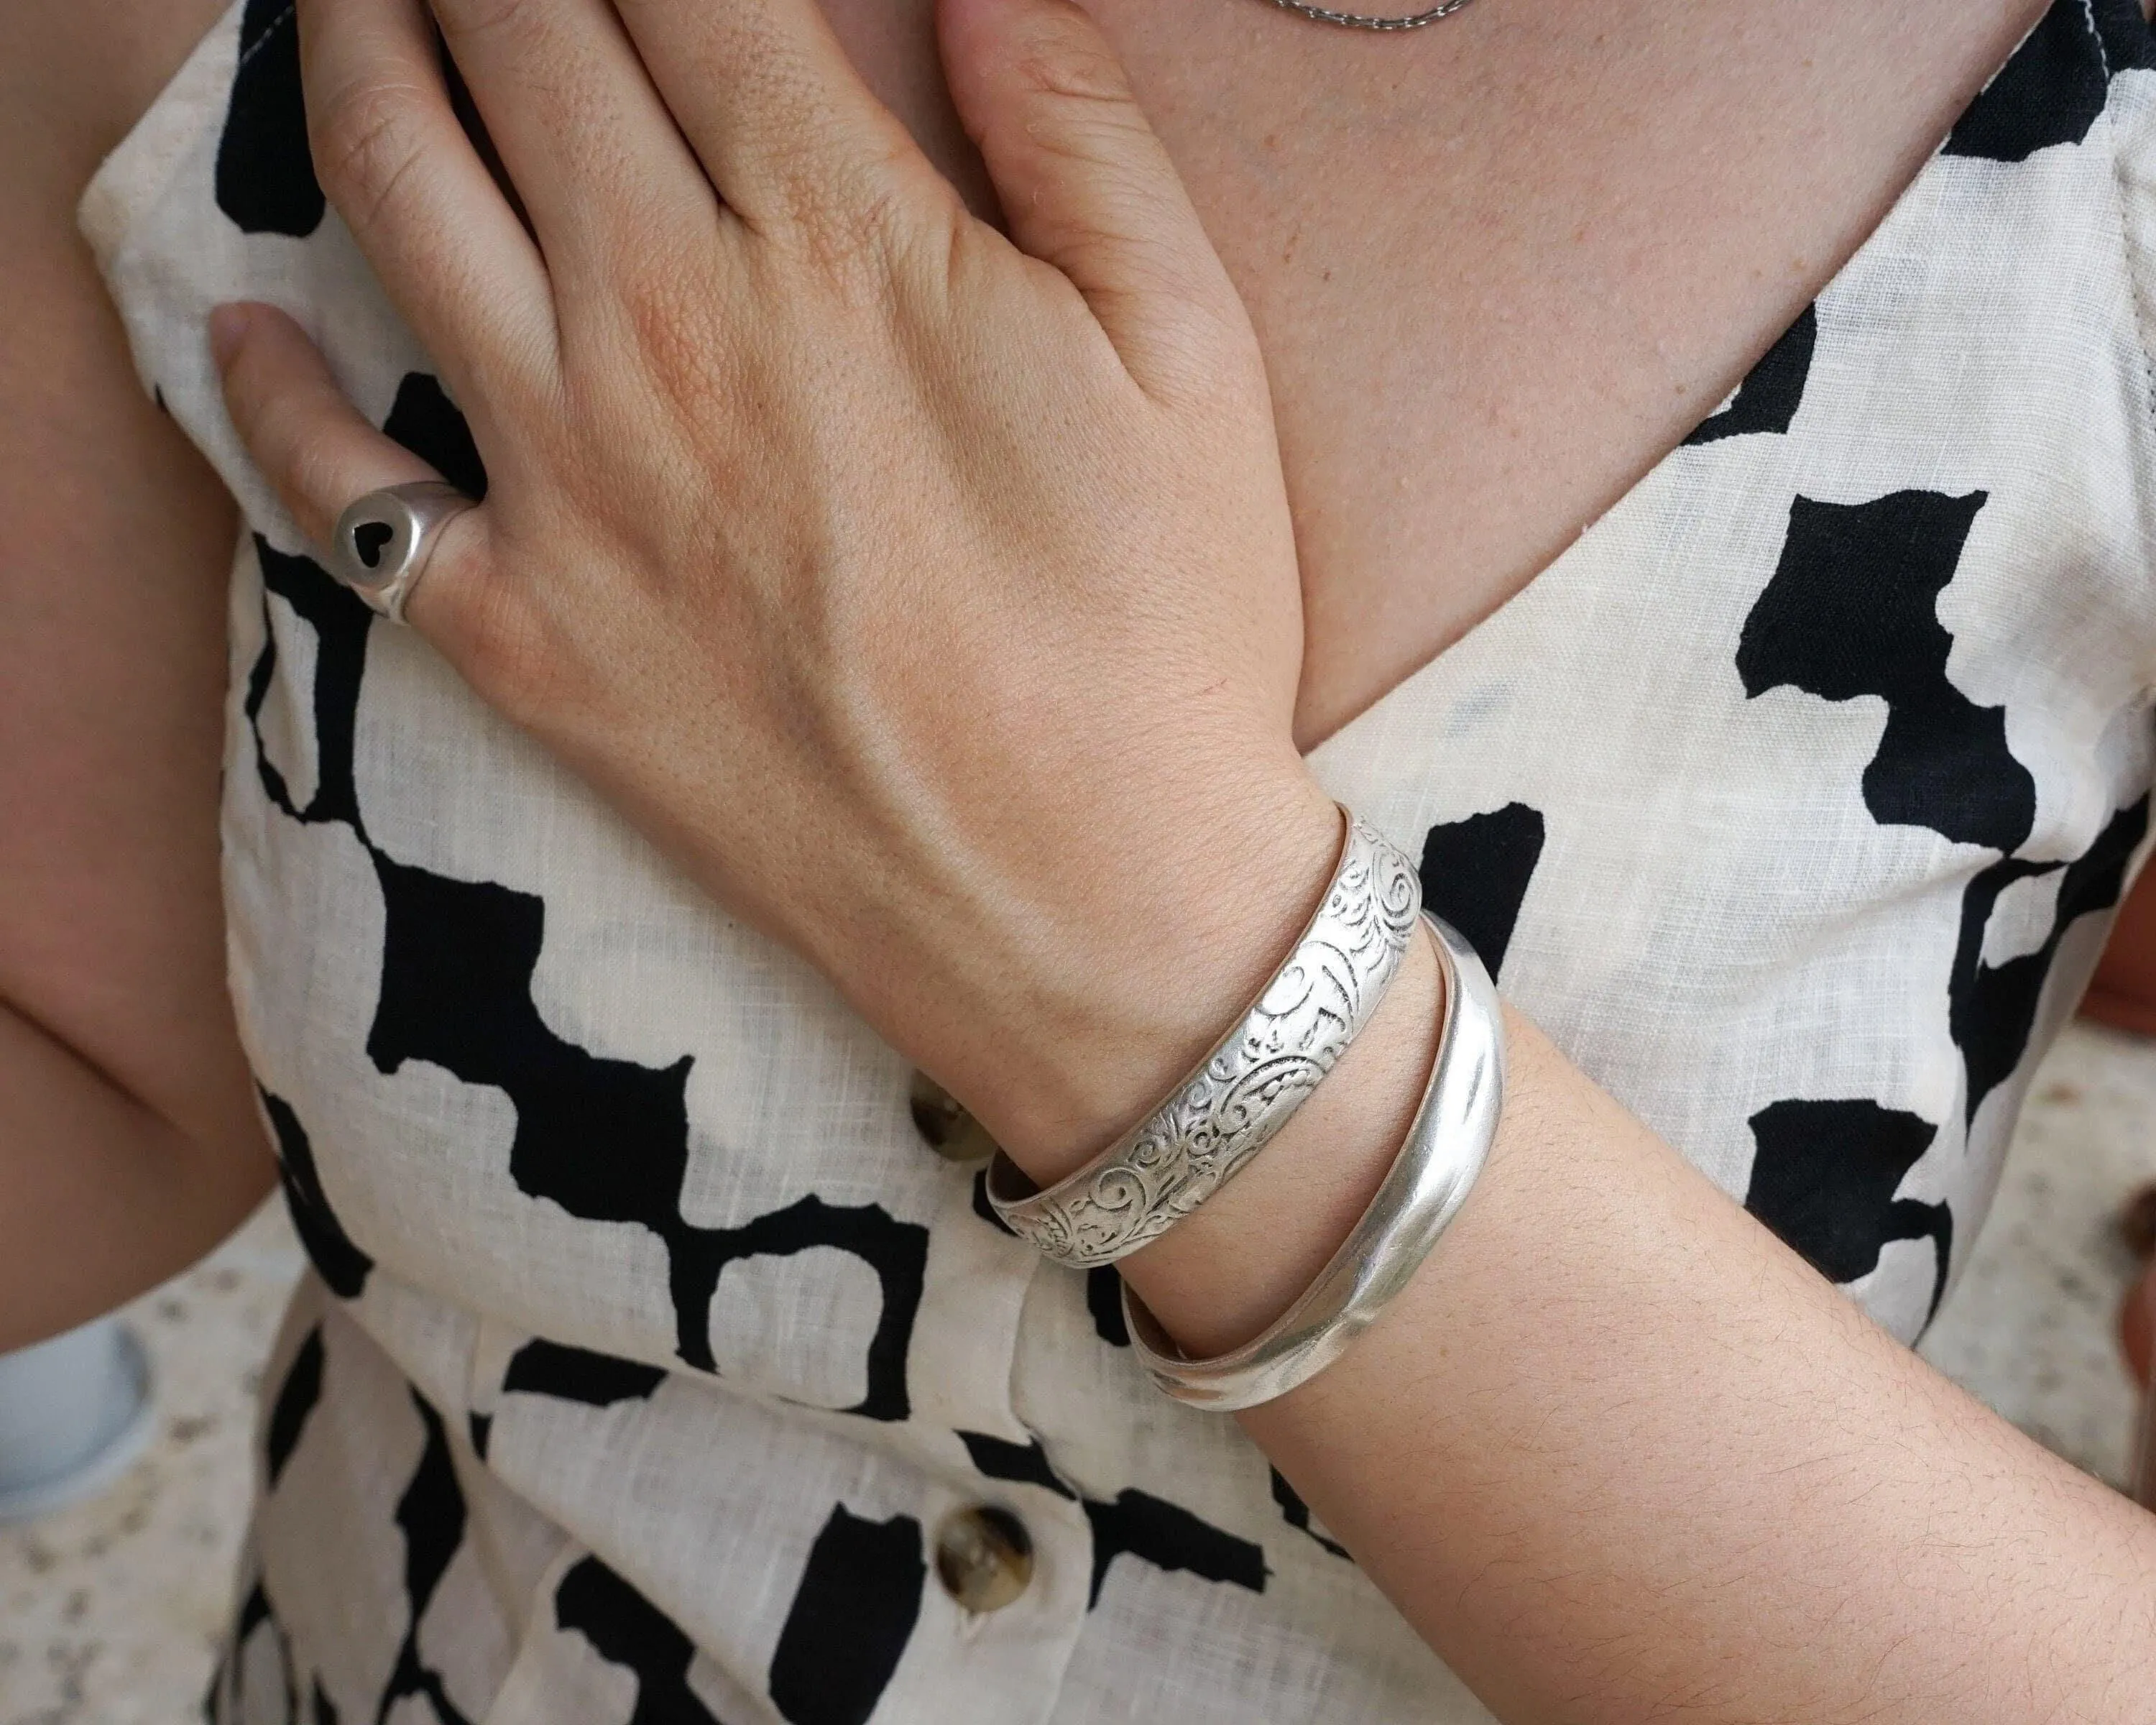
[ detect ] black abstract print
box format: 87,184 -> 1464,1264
98,0 -> 2156,1717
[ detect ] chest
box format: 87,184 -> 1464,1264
821,0 -> 2045,741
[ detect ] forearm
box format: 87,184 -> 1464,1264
0,1003 -> 274,1350
1,0 -> 275,1350
1069,889 -> 2156,1722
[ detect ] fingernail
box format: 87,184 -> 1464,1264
208,303 -> 251,369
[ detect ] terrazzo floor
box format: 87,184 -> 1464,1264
0,1205 -> 302,1724
6,1023 -> 2156,1724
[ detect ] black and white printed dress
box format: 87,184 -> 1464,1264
78,1 -> 2156,1719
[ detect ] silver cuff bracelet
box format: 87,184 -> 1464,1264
985,809 -> 1422,1268
1123,911 -> 1504,1412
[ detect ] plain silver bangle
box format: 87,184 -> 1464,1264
1122,911 -> 1505,1412
985,809 -> 1422,1267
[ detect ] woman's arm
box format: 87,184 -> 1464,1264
1141,953 -> 2156,1720
0,0 -> 276,1350
207,0 -> 2156,1716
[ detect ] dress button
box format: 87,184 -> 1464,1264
933,1505 -> 1033,1613
908,1071 -> 1000,1164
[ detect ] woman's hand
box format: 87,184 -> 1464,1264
211,0 -> 1339,1172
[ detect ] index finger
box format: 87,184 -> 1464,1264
609,0 -> 949,242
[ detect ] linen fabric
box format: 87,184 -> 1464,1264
78,2 -> 2156,1719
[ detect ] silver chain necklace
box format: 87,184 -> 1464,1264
1261,0 -> 1474,29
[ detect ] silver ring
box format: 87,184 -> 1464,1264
986,809 -> 1422,1266
1123,911 -> 1505,1412
328,481 -> 477,625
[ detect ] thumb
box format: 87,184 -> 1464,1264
938,0 -> 1249,397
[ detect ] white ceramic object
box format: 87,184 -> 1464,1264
0,1316 -> 154,1522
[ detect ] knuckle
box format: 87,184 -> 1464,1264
793,177 -> 903,283
783,151 -> 953,301
443,0 -> 543,39
308,76 -> 433,236
1010,10 -> 1138,115
618,271 -> 737,418
741,87 -> 946,286
436,0 -> 548,50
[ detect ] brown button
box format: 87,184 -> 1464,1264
933,1504 -> 1033,1613
908,1071 -> 1000,1164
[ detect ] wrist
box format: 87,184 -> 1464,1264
1117,920 -> 1447,1361
963,763 -> 1343,1182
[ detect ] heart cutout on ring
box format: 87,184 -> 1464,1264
352,522 -> 394,569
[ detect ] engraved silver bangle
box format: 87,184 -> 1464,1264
1123,911 -> 1505,1412
985,808 -> 1422,1268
